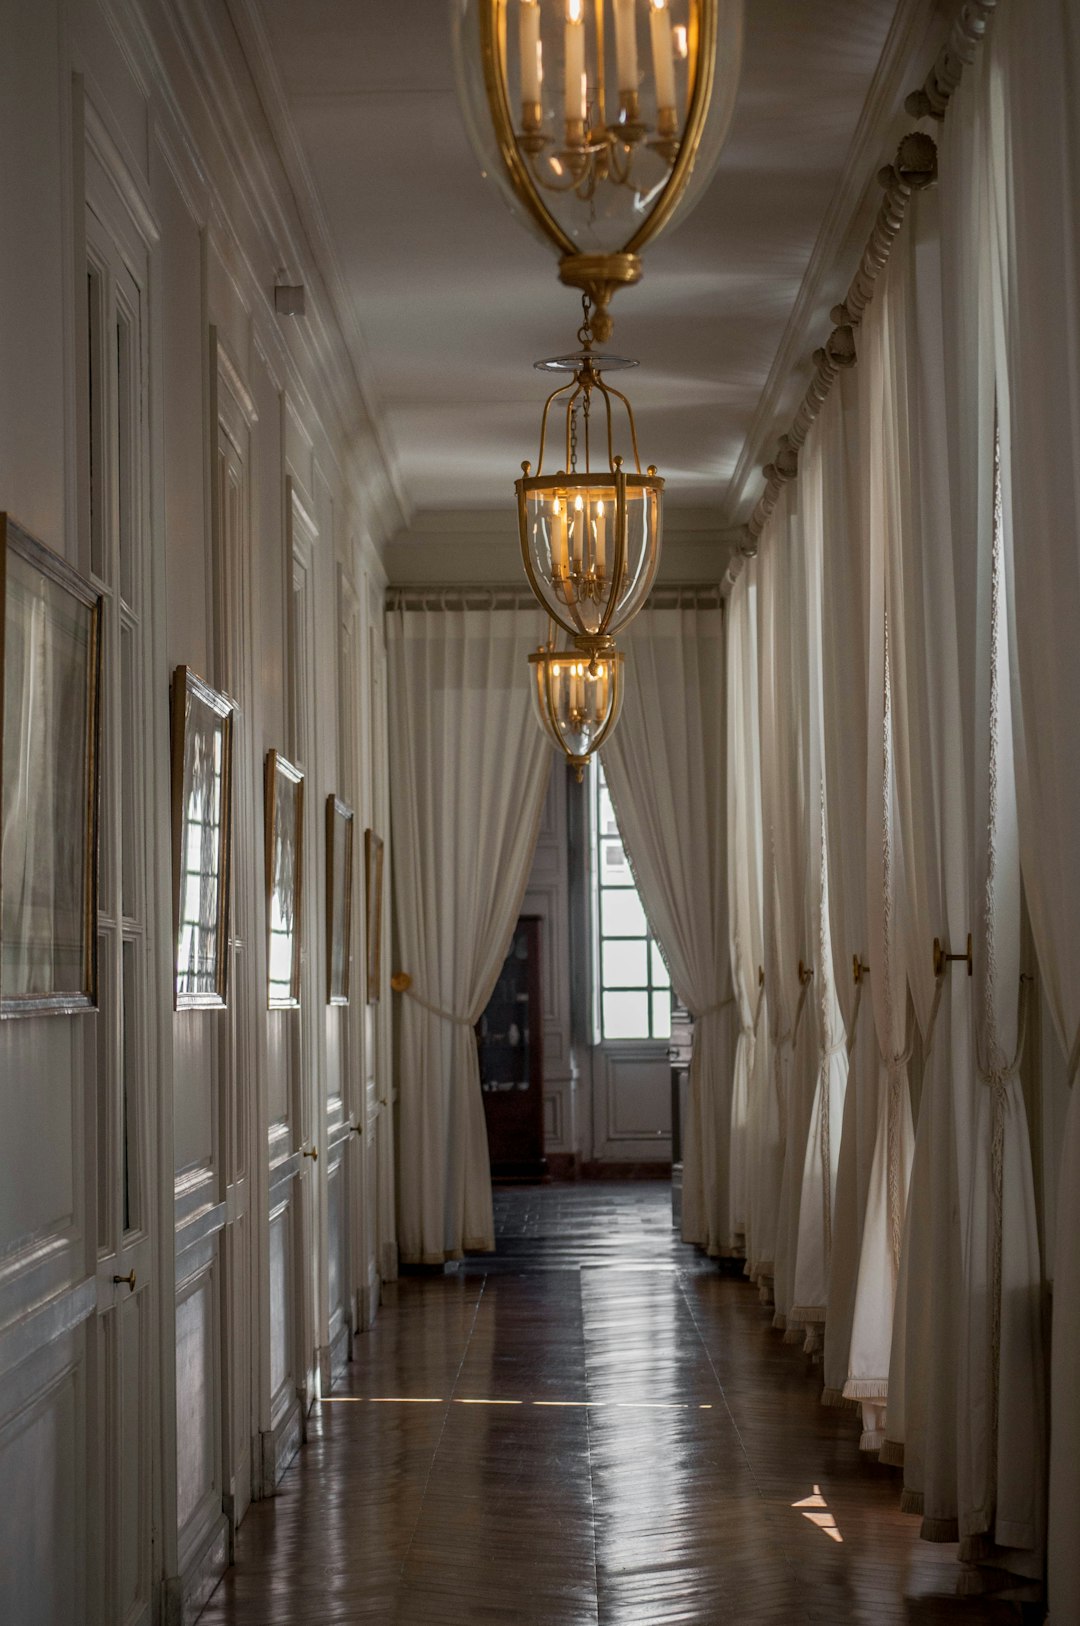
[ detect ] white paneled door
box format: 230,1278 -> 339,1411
84,173 -> 156,1626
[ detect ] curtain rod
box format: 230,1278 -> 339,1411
722,0 -> 999,596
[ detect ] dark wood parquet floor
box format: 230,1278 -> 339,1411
199,1182 -> 1027,1626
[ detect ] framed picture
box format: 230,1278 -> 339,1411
171,666 -> 234,1009
326,796 -> 354,1006
266,750 -> 304,1009
1,515 -> 103,1017
364,829 -> 384,1004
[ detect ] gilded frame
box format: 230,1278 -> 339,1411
170,665 -> 235,1010
326,795 -> 354,1006
364,829 -> 384,1004
265,749 -> 304,1009
1,514 -> 103,1017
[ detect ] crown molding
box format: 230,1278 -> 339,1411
721,0 -> 943,527
98,0 -> 406,556
224,0 -> 411,526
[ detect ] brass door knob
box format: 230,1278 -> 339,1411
112,1270 -> 136,1291
303,1145 -> 319,1162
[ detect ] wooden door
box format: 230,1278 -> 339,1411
478,917 -> 546,1179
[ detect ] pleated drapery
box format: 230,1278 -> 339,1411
756,493 -> 810,1312
988,1 -> 1080,1614
600,604 -> 736,1256
842,243 -> 915,1452
788,416 -> 848,1342
882,187 -> 974,1546
387,604 -> 551,1265
725,575 -> 765,1259
819,367 -> 875,1410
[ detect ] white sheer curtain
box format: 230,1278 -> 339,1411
843,246 -> 916,1452
820,367 -> 876,1409
756,492 -> 810,1313
990,1 -> 1080,1614
600,602 -> 736,1255
880,189 -> 974,1543
925,28 -> 1047,1595
725,574 -> 764,1258
387,603 -> 551,1264
789,416 -> 848,1342
731,561 -> 780,1292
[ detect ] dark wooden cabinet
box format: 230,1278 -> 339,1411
476,915 -> 546,1181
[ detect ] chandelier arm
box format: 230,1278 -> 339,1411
601,381 -> 643,473
623,0 -> 722,256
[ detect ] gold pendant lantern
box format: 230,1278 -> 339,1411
530,634 -> 624,780
451,0 -> 744,341
517,320 -> 662,661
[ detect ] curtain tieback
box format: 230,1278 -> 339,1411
694,995 -> 736,1021
392,972 -> 475,1028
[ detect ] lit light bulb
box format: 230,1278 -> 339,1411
574,494 -> 584,511
567,0 -> 582,21
673,24 -> 688,58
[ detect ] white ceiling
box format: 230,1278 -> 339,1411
239,0 -> 943,569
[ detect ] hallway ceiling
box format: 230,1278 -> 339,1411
238,0 -> 942,559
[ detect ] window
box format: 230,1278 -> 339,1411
593,760 -> 670,1040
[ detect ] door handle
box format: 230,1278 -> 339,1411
112,1270 -> 136,1291
302,1144 -> 319,1162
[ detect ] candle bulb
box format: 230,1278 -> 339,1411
519,0 -> 542,108
613,0 -> 638,94
564,0 -> 586,127
573,493 -> 584,570
594,498 -> 607,579
649,0 -> 676,114
594,664 -> 608,723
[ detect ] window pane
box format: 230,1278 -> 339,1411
601,837 -> 632,886
651,941 -> 671,988
603,937 -> 647,988
597,783 -> 620,838
652,991 -> 672,1040
602,888 -> 647,937
604,989 -> 650,1039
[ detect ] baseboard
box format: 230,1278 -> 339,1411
258,1395 -> 303,1496
543,1153 -> 579,1180
177,1511 -> 229,1626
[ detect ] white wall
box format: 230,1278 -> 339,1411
0,1 -> 395,1620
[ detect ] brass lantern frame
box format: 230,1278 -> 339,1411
516,347 -> 663,661
529,640 -> 625,781
476,0 -> 721,340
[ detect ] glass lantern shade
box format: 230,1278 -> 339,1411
529,643 -> 624,779
450,0 -> 744,337
518,468 -> 661,651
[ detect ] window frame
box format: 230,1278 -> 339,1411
590,759 -> 671,1043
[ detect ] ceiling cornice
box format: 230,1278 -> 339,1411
721,0 -> 942,527
102,0 -> 408,552
225,0 -> 412,531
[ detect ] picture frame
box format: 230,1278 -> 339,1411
171,666 -> 235,1009
364,828 -> 384,1004
1,515 -> 103,1017
326,796 -> 354,1006
266,749 -> 304,1009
